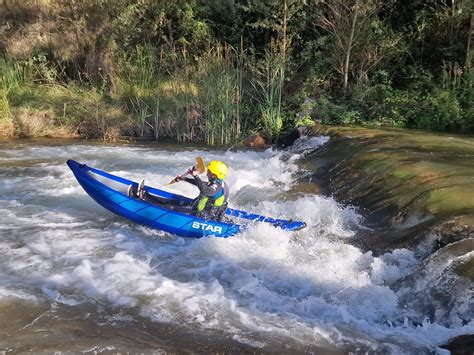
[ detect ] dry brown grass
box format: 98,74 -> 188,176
75,106 -> 134,140
2,1 -> 92,64
11,109 -> 76,137
6,25 -> 79,65
0,118 -> 14,137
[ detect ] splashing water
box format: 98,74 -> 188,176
0,138 -> 472,353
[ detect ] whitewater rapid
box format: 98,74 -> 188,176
0,137 -> 472,353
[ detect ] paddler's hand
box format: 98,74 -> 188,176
174,175 -> 184,182
188,166 -> 199,177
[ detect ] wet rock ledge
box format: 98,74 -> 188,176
303,124 -> 474,256
299,125 -> 474,351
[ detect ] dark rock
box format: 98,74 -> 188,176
275,127 -> 309,148
440,334 -> 474,354
246,133 -> 266,149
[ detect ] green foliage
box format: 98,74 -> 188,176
0,58 -> 29,94
415,89 -> 463,131
0,58 -> 30,122
295,115 -> 315,127
197,0 -> 244,47
1,0 -> 472,140
312,96 -> 344,124
115,1 -> 211,61
196,44 -> 243,145
115,45 -> 161,137
375,90 -> 414,127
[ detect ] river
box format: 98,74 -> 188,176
0,137 -> 472,353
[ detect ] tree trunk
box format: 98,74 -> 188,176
343,0 -> 359,92
282,0 -> 288,63
466,11 -> 473,70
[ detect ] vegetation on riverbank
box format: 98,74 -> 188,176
1,1 -> 473,142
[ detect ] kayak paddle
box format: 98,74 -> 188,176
167,156 -> 205,185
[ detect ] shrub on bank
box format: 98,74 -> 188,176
1,1 -> 472,141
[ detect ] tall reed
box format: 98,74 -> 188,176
196,43 -> 244,145
116,43 -> 247,144
166,55 -> 195,142
250,48 -> 284,139
117,46 -> 160,137
0,58 -> 28,121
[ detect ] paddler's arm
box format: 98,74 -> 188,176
177,169 -> 220,196
174,167 -> 198,185
190,176 -> 220,196
178,176 -> 210,194
182,177 -> 198,186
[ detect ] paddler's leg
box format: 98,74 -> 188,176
127,185 -> 137,198
127,178 -> 145,198
141,195 -> 194,214
140,193 -> 171,205
137,179 -> 145,199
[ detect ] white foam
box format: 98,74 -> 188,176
1,138 -> 471,352
288,135 -> 330,155
0,287 -> 38,302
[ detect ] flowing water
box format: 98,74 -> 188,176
0,137 -> 472,353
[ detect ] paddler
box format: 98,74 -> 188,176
130,160 -> 230,221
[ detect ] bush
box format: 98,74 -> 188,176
345,73 -> 467,131
414,89 -> 462,131
295,115 -> 315,127
374,88 -> 416,127
462,105 -> 474,131
314,96 -> 345,123
313,95 -> 362,125
340,110 -> 361,124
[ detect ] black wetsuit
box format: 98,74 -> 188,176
183,176 -> 229,221
139,176 -> 229,221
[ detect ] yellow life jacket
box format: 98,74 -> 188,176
196,180 -> 228,212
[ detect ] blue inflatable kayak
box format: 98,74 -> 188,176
67,159 -> 306,238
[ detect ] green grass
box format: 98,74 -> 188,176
196,44 -> 243,145
1,43 -> 281,143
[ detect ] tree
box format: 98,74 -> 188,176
315,0 -> 380,92
463,2 -> 473,83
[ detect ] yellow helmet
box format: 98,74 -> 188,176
207,160 -> 228,179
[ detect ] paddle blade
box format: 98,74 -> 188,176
195,156 -> 205,174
